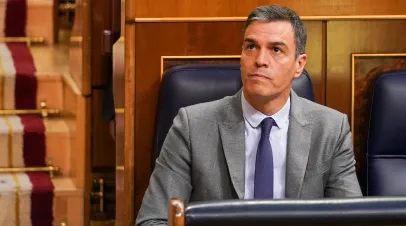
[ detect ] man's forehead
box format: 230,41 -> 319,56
244,21 -> 294,38
243,21 -> 295,46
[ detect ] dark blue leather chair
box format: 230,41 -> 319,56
365,70 -> 406,196
152,64 -> 315,162
168,197 -> 406,226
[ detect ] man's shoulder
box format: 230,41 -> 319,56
298,97 -> 346,124
181,95 -> 235,123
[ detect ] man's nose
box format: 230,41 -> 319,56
255,49 -> 269,67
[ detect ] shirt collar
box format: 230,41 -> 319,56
241,90 -> 290,129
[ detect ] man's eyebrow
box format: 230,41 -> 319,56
243,39 -> 288,47
243,38 -> 257,43
269,41 -> 287,47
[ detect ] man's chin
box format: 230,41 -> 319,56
245,85 -> 269,95
244,86 -> 276,100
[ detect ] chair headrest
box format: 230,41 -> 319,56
366,70 -> 406,155
185,197 -> 406,226
292,69 -> 315,101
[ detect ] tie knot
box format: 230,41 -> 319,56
261,117 -> 275,136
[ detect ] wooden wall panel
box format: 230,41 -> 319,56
134,21 -> 322,213
115,113 -> 125,226
326,20 -> 406,179
73,90 -> 91,226
124,0 -> 136,223
134,0 -> 406,17
68,1 -> 91,224
26,2 -> 54,44
62,74 -> 81,186
69,0 -> 84,93
121,0 -> 125,36
326,20 -> 406,116
69,0 -> 92,95
304,22 -> 324,104
113,42 -> 125,108
113,42 -> 125,225
113,21 -> 125,226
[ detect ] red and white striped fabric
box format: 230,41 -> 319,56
0,109 -> 54,226
0,0 -> 34,111
0,43 -> 37,110
0,57 -> 54,226
0,1 -> 54,221
0,0 -> 27,37
0,172 -> 54,225
0,116 -> 46,168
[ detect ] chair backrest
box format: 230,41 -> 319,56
168,197 -> 406,226
365,70 -> 406,196
153,64 -> 315,161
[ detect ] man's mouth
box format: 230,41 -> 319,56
249,73 -> 269,79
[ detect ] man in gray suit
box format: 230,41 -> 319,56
136,4 -> 362,226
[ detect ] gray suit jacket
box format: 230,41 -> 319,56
136,89 -> 362,226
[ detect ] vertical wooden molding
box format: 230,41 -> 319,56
82,0 -> 92,96
124,0 -> 136,225
351,53 -> 356,136
80,96 -> 92,226
321,20 -> 327,105
81,0 -> 92,225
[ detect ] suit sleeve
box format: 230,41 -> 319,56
135,108 -> 193,226
325,114 -> 363,197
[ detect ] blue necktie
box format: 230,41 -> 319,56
254,117 -> 275,199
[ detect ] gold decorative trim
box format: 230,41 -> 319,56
130,17 -> 246,23
59,3 -> 76,11
116,165 -> 124,171
352,53 -> 406,57
160,55 -> 240,76
0,165 -> 60,176
12,173 -> 20,226
91,178 -> 104,213
70,36 -> 83,43
0,109 -> 60,116
0,55 -> 6,109
0,36 -> 45,45
115,108 -> 124,114
130,15 -> 406,23
351,53 -> 406,136
5,117 -> 13,167
0,100 -> 60,117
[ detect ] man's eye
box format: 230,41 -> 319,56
247,44 -> 256,50
273,47 -> 281,53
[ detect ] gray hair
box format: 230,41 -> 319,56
243,5 -> 307,58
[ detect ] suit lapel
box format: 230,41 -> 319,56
219,90 -> 245,199
285,90 -> 312,198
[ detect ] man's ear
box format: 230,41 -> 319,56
294,54 -> 307,78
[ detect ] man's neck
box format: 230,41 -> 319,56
243,89 -> 291,116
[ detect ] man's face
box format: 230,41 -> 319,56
240,21 -> 307,101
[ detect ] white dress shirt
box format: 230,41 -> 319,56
241,91 -> 290,199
